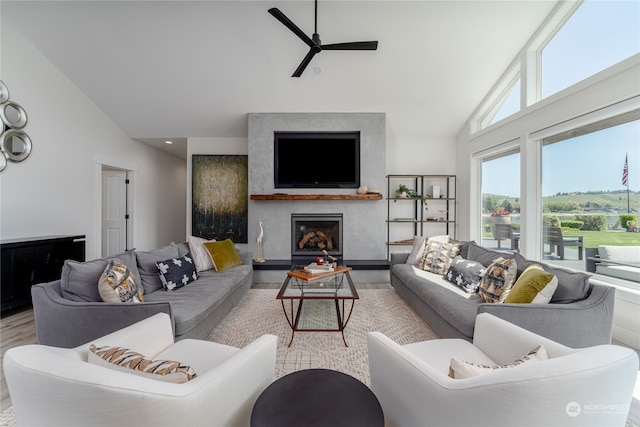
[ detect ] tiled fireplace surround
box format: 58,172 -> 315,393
247,113 -> 387,281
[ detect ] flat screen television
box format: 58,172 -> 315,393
274,131 -> 361,189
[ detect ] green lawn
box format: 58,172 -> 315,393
481,229 -> 640,248
560,230 -> 640,248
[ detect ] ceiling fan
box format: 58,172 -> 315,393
268,0 -> 378,77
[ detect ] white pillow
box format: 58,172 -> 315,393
531,279 -> 559,304
405,236 -> 427,265
598,245 -> 640,264
449,345 -> 548,379
187,236 -> 216,272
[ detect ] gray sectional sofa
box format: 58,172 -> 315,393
31,242 -> 252,348
390,241 -> 616,348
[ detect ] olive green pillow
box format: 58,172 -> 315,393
505,264 -> 558,304
203,239 -> 243,272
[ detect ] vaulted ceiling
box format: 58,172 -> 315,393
2,1 -> 558,158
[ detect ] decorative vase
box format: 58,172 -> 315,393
490,215 -> 511,239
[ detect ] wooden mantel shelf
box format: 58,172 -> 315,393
250,193 -> 382,201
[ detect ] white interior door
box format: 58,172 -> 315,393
102,170 -> 128,256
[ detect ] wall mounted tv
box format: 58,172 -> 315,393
274,131 -> 361,189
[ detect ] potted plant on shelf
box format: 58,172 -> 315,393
394,184 -> 427,207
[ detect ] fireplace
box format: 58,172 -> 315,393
291,214 -> 343,260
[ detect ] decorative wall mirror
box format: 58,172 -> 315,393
0,80 -> 32,172
0,81 -> 8,104
1,101 -> 28,129
0,129 -> 32,162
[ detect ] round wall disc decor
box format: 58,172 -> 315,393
0,101 -> 28,129
0,129 -> 32,162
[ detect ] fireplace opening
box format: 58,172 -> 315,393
291,214 -> 343,260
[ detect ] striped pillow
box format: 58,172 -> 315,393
88,344 -> 197,383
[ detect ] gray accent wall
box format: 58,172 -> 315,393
248,113 -> 387,261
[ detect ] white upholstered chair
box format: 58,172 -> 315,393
367,313 -> 638,427
4,313 -> 277,426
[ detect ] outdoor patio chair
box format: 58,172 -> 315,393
493,223 -> 520,251
544,226 -> 583,260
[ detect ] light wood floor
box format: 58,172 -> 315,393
0,282 -> 392,411
1,309 -> 38,411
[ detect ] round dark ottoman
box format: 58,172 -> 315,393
250,369 -> 384,427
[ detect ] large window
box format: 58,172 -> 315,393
472,0 -> 640,133
542,0 -> 640,98
481,150 -> 521,250
541,115 -> 640,268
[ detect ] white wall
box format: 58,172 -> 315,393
0,22 -> 186,259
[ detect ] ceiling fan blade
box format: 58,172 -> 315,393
321,41 -> 378,51
268,8 -> 315,48
292,49 -> 317,77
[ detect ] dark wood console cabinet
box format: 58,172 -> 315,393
1,235 -> 85,316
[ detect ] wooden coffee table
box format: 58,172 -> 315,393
276,265 -> 358,347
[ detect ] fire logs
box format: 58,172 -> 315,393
298,230 -> 334,250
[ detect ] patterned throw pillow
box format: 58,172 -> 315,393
187,235 -> 216,272
98,259 -> 144,303
444,256 -> 486,293
156,253 -> 198,291
449,345 -> 548,379
478,257 -> 517,303
88,344 -> 197,384
419,241 -> 460,275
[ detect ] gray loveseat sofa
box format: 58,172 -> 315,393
391,241 -> 615,348
31,241 -> 252,348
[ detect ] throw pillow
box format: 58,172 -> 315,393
136,243 -> 180,294
505,264 -> 558,304
419,241 -> 460,275
88,344 -> 197,384
478,257 -> 517,303
61,249 -> 140,302
405,236 -> 427,265
514,253 -> 590,303
157,253 -> 198,291
444,256 -> 486,294
466,241 -> 515,267
449,345 -> 548,379
187,235 -> 216,272
405,235 -> 450,265
98,259 -> 144,303
203,239 -> 243,272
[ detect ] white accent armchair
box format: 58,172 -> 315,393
367,313 -> 638,427
4,313 -> 277,426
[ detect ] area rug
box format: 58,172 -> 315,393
0,288 -> 436,427
207,288 -> 438,387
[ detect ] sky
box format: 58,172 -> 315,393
483,0 -> 640,199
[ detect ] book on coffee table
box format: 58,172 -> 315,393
304,263 -> 335,274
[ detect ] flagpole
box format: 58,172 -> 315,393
623,153 -> 629,214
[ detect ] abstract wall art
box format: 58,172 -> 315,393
192,155 -> 248,243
